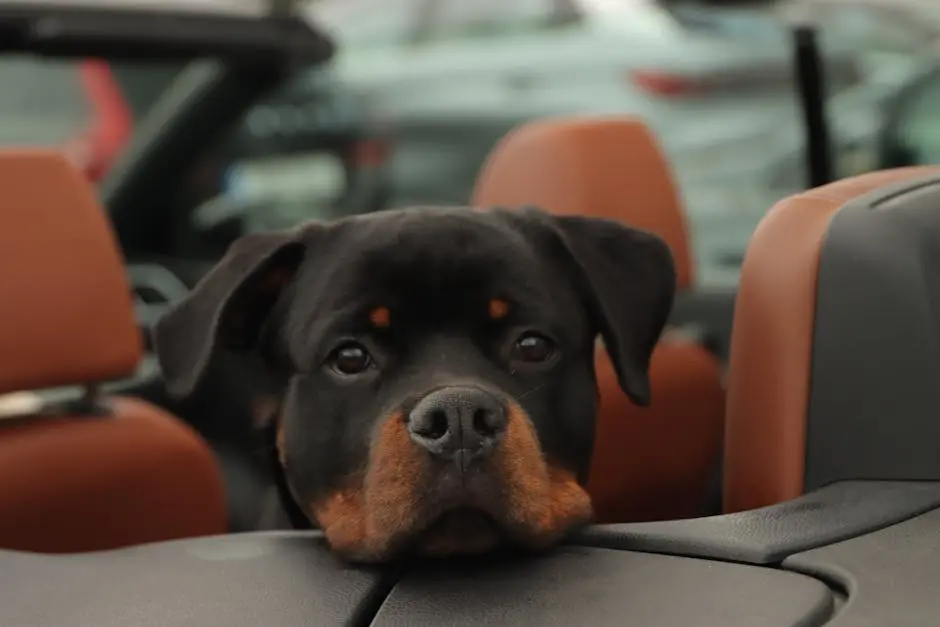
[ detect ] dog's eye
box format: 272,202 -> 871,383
511,332 -> 556,363
328,343 -> 374,376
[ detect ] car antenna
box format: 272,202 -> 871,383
792,23 -> 834,187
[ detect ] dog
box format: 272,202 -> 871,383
153,205 -> 676,563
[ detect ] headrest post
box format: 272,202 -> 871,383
78,384 -> 103,414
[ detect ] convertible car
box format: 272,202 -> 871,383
0,2 -> 938,626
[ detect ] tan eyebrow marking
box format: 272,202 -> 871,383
369,306 -> 390,328
488,298 -> 509,320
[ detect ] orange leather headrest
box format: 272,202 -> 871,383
0,150 -> 141,395
473,116 -> 694,289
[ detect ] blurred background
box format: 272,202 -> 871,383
4,0 -> 940,289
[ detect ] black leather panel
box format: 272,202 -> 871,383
0,531 -> 390,627
573,481 -> 940,563
784,507 -> 940,627
372,546 -> 833,627
807,176 -> 940,489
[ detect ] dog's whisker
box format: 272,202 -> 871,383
518,382 -> 548,400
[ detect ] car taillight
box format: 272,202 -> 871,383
629,70 -> 701,98
74,60 -> 133,181
352,137 -> 389,168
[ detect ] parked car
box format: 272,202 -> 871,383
305,0 -> 896,283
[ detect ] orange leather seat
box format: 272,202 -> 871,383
724,166 -> 940,513
0,150 -> 227,552
474,116 -> 725,522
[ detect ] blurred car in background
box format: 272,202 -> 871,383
780,0 -> 940,93
4,0 -> 935,287
109,59 -> 394,229
0,52 -> 392,228
305,0 -> 909,282
783,0 -> 940,61
185,65 -> 394,234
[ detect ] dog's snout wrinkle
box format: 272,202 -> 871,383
407,386 -> 507,463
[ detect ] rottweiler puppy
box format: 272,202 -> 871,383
153,205 -> 676,563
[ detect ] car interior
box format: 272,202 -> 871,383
2,4 -> 940,627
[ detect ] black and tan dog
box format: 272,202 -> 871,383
153,205 -> 675,563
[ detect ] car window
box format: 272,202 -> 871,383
108,62 -> 187,119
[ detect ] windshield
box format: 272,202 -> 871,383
6,0 -> 940,287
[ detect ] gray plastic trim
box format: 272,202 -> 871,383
373,546 -> 833,627
806,174 -> 940,489
573,481 -> 940,563
0,531 -> 389,627
784,506 -> 940,627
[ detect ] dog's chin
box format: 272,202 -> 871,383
415,507 -> 503,558
314,476 -> 592,564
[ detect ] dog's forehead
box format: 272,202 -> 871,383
361,208 -> 527,255
335,209 -> 545,298
286,207 -> 582,345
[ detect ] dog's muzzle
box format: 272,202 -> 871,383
301,384 -> 594,562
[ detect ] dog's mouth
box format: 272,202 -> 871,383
416,507 -> 503,558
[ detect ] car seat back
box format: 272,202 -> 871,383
0,149 -> 226,551
474,115 -> 694,289
724,166 -> 940,512
474,116 -> 724,521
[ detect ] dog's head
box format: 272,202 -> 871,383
154,206 -> 675,562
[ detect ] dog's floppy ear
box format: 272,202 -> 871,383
153,228 -> 308,399
554,214 -> 676,405
507,208 -> 676,406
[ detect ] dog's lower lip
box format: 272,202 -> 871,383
426,507 -> 499,537
415,507 -> 503,558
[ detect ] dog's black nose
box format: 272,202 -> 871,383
407,387 -> 507,461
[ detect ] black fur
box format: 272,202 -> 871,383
154,206 -> 676,543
